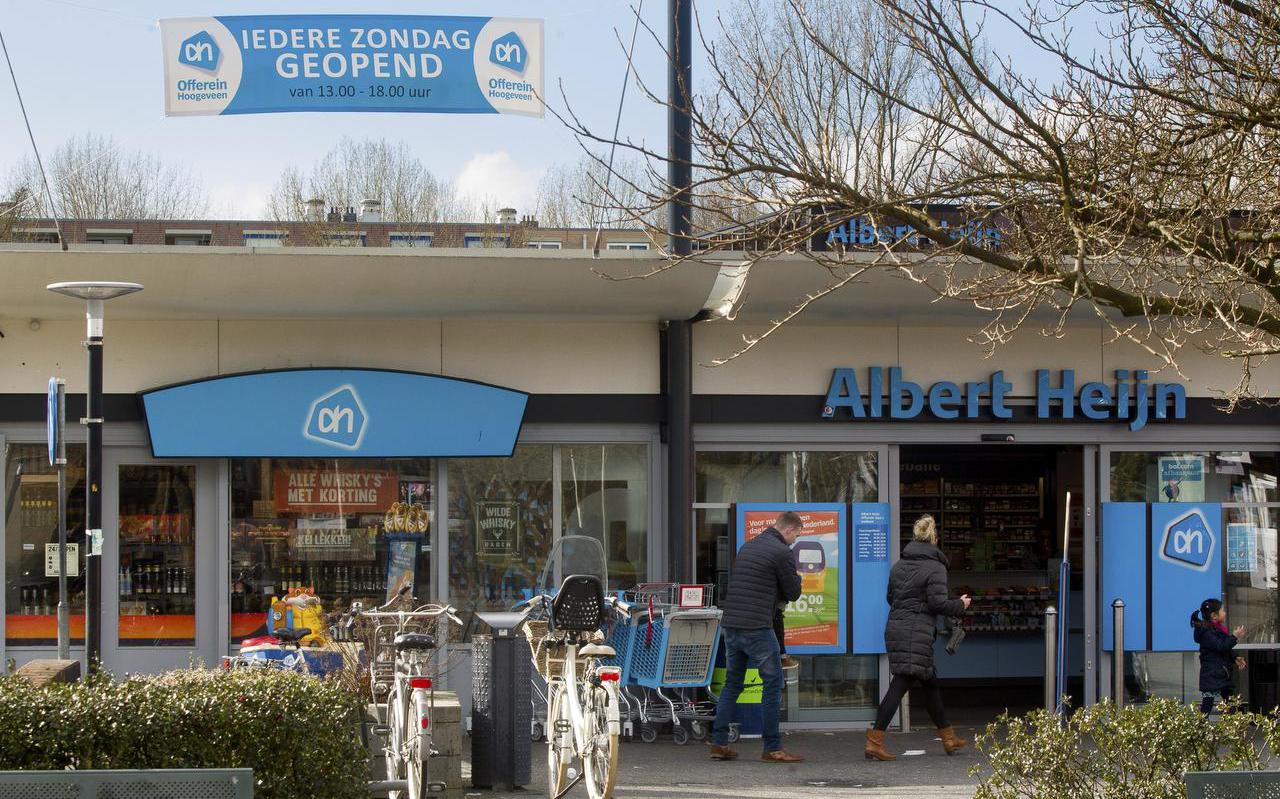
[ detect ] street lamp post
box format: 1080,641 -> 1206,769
46,281 -> 143,669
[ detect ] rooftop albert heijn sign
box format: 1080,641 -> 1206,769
822,367 -> 1187,431
160,15 -> 543,117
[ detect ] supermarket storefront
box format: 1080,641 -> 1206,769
3,245 -> 1280,724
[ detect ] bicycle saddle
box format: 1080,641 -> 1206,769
579,643 -> 616,659
275,627 -> 310,645
393,632 -> 436,651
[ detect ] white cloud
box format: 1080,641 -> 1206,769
453,151 -> 542,216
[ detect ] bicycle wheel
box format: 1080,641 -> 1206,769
385,686 -> 407,799
581,681 -> 619,799
405,689 -> 426,799
546,683 -> 569,799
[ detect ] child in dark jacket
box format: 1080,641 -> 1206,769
1190,598 -> 1247,714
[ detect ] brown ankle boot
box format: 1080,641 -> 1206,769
864,729 -> 896,761
938,726 -> 967,755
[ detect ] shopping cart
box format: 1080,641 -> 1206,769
617,583 -> 723,744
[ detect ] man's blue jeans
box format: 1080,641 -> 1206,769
712,626 -> 783,752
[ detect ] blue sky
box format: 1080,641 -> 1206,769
0,0 -> 734,217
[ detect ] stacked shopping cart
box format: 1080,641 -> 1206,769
607,583 -> 723,744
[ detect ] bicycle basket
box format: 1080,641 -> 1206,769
550,574 -> 605,632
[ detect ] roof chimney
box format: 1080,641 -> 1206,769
360,198 -> 383,223
342,206 -> 357,224
498,207 -> 517,225
305,197 -> 325,222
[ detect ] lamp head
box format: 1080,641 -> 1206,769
46,281 -> 144,301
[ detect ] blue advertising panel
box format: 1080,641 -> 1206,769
735,503 -> 847,655
851,502 -> 890,654
1101,502 -> 1149,652
161,15 -> 543,117
142,369 -> 527,457
1150,503 -> 1223,651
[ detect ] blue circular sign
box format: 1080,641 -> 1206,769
47,377 -> 59,466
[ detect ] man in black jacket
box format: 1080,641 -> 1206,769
710,511 -> 805,763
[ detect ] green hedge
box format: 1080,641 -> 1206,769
973,698 -> 1280,799
0,668 -> 367,799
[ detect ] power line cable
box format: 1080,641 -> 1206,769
0,24 -> 67,249
593,0 -> 645,255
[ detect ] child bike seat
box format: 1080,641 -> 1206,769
551,575 -> 606,633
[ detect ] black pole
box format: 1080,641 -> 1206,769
665,0 -> 695,583
668,0 -> 693,257
85,329 -> 103,669
664,321 -> 693,582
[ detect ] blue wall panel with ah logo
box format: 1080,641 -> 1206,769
1150,503 -> 1223,652
141,368 -> 527,457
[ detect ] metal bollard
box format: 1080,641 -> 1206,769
1044,606 -> 1058,714
1112,599 -> 1125,708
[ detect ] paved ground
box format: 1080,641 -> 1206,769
468,727 -> 983,798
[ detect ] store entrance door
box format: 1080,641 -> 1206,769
899,445 -> 1084,726
102,448 -> 219,674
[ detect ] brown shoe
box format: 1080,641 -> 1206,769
780,655 -> 800,669
761,749 -> 805,763
938,726 -> 968,756
707,743 -> 738,761
864,729 -> 896,761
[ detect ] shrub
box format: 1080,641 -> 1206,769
0,668 -> 367,799
972,699 -> 1280,799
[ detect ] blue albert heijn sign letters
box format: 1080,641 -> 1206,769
1102,502 -> 1222,652
160,15 -> 544,117
823,367 -> 1186,432
142,369 -> 527,458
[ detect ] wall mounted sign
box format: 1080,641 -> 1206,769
826,216 -> 1003,250
44,543 -> 79,578
142,369 -> 527,457
1101,502 -> 1223,652
851,502 -> 891,655
735,502 -> 847,655
161,15 -> 543,117
385,535 -> 418,602
823,367 -> 1186,431
475,500 -> 521,561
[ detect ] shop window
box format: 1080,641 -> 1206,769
560,445 -> 649,589
117,464 -> 196,647
229,458 -> 434,643
1225,506 -> 1280,644
4,442 -> 86,646
447,444 -> 650,614
1109,451 -> 1279,504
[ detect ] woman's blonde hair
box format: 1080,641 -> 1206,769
913,514 -> 938,544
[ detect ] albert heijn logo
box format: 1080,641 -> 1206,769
489,31 -> 528,74
1160,507 -> 1216,571
178,30 -> 221,73
304,385 -> 368,451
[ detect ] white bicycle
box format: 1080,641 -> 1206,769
345,589 -> 462,799
520,535 -> 627,799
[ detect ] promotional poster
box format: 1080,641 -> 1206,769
160,15 -> 544,117
736,502 -> 847,655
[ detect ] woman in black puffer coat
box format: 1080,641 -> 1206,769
865,515 -> 971,761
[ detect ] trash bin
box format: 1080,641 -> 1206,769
1247,649 -> 1278,713
471,612 -> 531,791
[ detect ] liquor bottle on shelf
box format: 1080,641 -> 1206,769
20,588 -> 31,616
40,589 -> 51,616
120,565 -> 130,596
